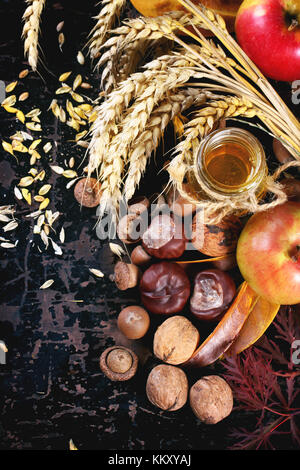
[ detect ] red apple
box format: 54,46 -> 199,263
237,202 -> 300,304
235,0 -> 300,81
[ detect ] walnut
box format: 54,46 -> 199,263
189,375 -> 233,424
192,212 -> 243,257
153,316 -> 200,365
146,364 -> 188,411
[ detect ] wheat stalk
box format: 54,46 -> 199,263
87,0 -> 126,60
88,50 -> 198,176
123,88 -> 216,202
22,0 -> 46,71
175,0 -> 300,155
97,11 -> 206,91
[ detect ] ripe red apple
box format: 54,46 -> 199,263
235,0 -> 300,81
237,201 -> 300,305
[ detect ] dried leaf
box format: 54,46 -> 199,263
3,220 -> 18,232
16,110 -> 25,123
76,51 -> 85,65
186,282 -> 255,368
1,242 -> 15,248
58,32 -> 65,50
39,184 -> 51,196
19,92 -> 29,102
89,268 -> 104,278
69,439 -> 78,451
21,188 -> 31,205
66,178 -> 78,189
70,91 -> 84,103
56,85 -> 72,95
40,279 -> 54,289
0,341 -> 8,353
109,243 -> 125,258
225,291 -> 280,356
26,109 -> 41,118
0,214 -> 11,222
59,227 -> 65,243
43,142 -> 52,153
5,81 -> 18,92
2,105 -> 18,114
2,140 -> 15,156
29,139 -> 42,150
73,74 -> 82,91
14,186 -> 23,200
63,170 -> 77,178
12,141 -> 28,153
39,198 -> 50,210
19,69 -> 29,79
56,21 -> 64,32
19,176 -> 34,187
26,122 -> 42,132
51,239 -> 62,256
75,130 -> 87,142
1,95 -> 17,106
50,165 -> 64,175
34,195 -> 45,203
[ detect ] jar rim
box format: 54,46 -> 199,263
195,127 -> 267,196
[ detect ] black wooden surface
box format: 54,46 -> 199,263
0,0 -> 298,451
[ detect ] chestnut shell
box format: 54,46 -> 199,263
142,214 -> 186,259
140,261 -> 191,315
190,269 -> 236,322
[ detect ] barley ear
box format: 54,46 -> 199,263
22,0 -> 46,71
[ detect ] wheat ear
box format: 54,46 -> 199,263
123,88 -> 214,202
97,11 -> 207,90
87,0 -> 126,60
22,0 -> 46,71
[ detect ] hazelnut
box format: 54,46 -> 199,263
273,138 -> 293,164
73,177 -> 102,207
146,364 -> 188,411
153,316 -> 200,365
117,305 -> 150,339
167,184 -> 197,217
189,375 -> 233,424
128,196 -> 149,216
192,212 -> 243,257
131,245 -> 152,266
117,214 -> 142,244
100,346 -> 138,381
280,177 -> 300,202
114,261 -> 141,290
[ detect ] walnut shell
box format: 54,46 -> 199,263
146,364 -> 188,411
192,213 -> 243,257
153,316 -> 200,365
189,375 -> 233,424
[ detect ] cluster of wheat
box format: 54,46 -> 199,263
22,0 -> 46,71
20,0 -> 300,222
85,0 -> 300,221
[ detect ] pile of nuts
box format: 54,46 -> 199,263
93,191 -> 240,424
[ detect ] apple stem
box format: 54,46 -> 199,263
291,245 -> 300,263
288,18 -> 299,31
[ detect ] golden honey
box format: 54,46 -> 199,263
190,127 -> 268,198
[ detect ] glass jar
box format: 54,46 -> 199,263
188,127 -> 268,201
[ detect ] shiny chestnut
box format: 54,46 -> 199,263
140,261 -> 191,315
142,214 -> 186,259
190,269 -> 236,322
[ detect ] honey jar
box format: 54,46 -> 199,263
189,127 -> 268,200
